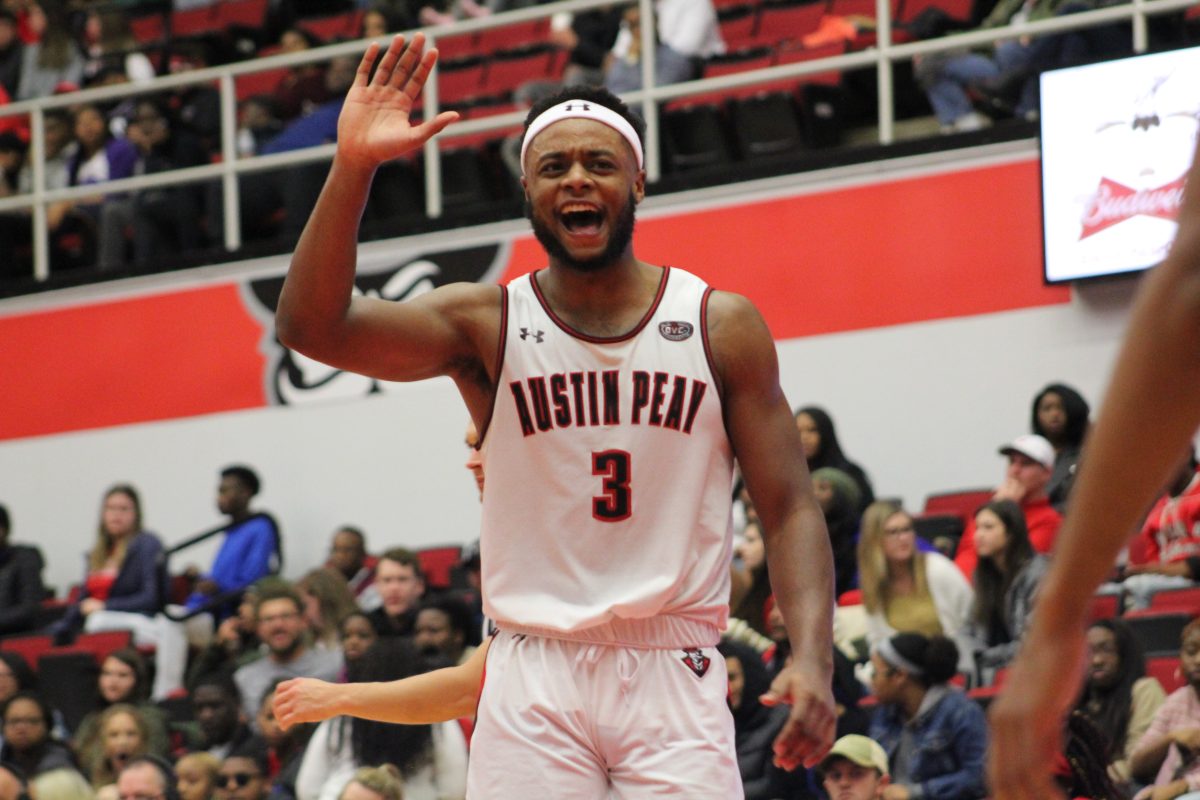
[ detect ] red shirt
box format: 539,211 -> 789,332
1135,477 -> 1200,565
954,496 -> 1063,579
85,569 -> 118,601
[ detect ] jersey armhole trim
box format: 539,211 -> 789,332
476,284 -> 508,448
701,286 -> 724,403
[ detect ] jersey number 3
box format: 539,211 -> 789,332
592,450 -> 632,522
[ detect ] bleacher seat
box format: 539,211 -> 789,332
661,105 -> 733,172
417,546 -> 466,591
218,0 -> 269,29
0,635 -> 53,668
439,148 -> 494,207
1146,655 -> 1185,693
1087,592 -> 1121,623
718,4 -> 762,50
236,67 -> 289,101
476,18 -> 550,54
38,651 -> 100,732
71,629 -> 135,664
758,0 -> 827,45
483,45 -> 556,96
299,10 -> 363,42
1124,610 -> 1195,655
729,91 -> 805,159
438,56 -> 487,106
776,41 -> 847,88
923,488 -> 993,527
1147,586 -> 1200,615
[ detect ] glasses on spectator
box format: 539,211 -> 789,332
4,716 -> 44,727
258,611 -> 299,624
883,523 -> 915,537
119,793 -> 163,800
219,772 -> 261,788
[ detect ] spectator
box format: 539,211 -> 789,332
325,527 -> 379,612
29,767 -> 92,800
0,762 -> 23,800
64,102 -> 138,238
52,485 -> 187,700
257,680 -> 315,796
913,0 -> 1065,131
168,42 -> 221,152
297,568 -> 358,651
549,9 -> 623,89
185,465 -> 279,617
0,691 -> 78,779
191,674 -> 262,761
189,581 -> 272,691
366,548 -> 426,638
819,734 -> 892,800
273,29 -> 329,122
1121,449 -> 1200,609
359,8 -> 392,39
953,434 -> 1063,578
98,97 -> 209,271
414,596 -> 476,667
338,611 -> 378,675
175,752 -> 220,800
117,757 -> 177,800
80,10 -> 155,86
968,498 -> 1048,681
813,467 -> 864,598
0,11 -> 21,101
78,703 -> 151,789
1074,618 -> 1165,791
604,0 -> 724,93
217,747 -> 270,800
718,639 -> 795,800
795,406 -> 876,512
869,633 -> 988,800
1030,383 -> 1090,512
72,649 -> 170,760
235,95 -> 282,158
0,503 -> 46,636
0,653 -> 68,748
15,2 -> 83,100
417,0 -> 489,28
859,501 -> 975,674
338,764 -> 403,800
1130,619 -> 1200,799
294,638 -> 467,800
234,584 -> 343,725
730,520 -> 772,637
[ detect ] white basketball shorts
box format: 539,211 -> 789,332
466,631 -> 743,799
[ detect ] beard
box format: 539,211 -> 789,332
526,191 -> 638,273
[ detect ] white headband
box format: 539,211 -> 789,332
873,639 -> 925,677
520,99 -> 644,176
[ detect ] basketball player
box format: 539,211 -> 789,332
273,33 -> 835,797
988,139 -> 1200,800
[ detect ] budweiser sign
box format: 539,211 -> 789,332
1079,175 -> 1187,239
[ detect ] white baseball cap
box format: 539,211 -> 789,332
999,434 -> 1055,470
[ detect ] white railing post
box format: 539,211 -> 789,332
30,110 -> 48,282
877,0 -> 896,145
639,0 -> 661,183
425,33 -> 444,220
219,72 -> 241,252
1132,0 -> 1148,52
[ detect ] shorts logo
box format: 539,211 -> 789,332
659,321 -> 694,341
681,648 -> 711,679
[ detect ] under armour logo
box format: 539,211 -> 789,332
563,103 -> 591,112
520,328 -> 545,343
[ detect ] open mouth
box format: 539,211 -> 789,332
561,208 -> 604,237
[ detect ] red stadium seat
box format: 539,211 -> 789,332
417,546 -> 465,591
758,1 -> 827,45
1087,592 -> 1121,623
482,46 -> 557,96
476,18 -> 549,54
0,635 -> 54,667
1146,655 -> 1184,693
218,0 -> 268,29
72,629 -> 134,664
1148,586 -> 1200,615
923,488 -> 993,526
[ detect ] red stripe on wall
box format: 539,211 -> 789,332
501,159 -> 1070,338
1,285 -> 266,441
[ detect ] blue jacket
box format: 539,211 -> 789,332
870,686 -> 988,800
186,515 -> 278,610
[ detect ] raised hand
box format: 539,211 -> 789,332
761,663 -> 837,770
337,33 -> 460,171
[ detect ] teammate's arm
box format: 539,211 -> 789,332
274,637 -> 489,728
707,291 -> 836,770
275,34 -> 498,388
988,140 -> 1200,800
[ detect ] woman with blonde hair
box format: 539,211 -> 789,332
298,568 -> 359,651
31,768 -> 96,800
340,764 -> 404,800
858,500 -> 975,673
79,703 -> 151,789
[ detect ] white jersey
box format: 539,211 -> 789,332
479,266 -> 734,648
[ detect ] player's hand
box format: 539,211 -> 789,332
273,677 -> 340,730
987,626 -> 1085,800
337,33 -> 459,172
761,663 -> 836,770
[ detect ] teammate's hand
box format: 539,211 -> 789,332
761,663 -> 836,770
336,33 -> 459,172
987,626 -> 1085,800
273,677 -> 340,730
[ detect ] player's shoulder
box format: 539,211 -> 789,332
704,290 -> 771,343
423,281 -> 504,322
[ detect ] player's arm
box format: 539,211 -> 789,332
275,637 -> 489,727
988,140 -> 1200,800
275,34 -> 497,386
707,291 -> 836,770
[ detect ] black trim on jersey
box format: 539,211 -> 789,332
477,285 -> 509,447
529,266 -> 671,344
700,286 -> 724,403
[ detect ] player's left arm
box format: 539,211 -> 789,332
707,290 -> 836,770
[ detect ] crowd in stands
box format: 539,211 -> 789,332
1,378 -> 1199,798
0,0 -> 1185,285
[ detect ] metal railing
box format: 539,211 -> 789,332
0,0 -> 1191,283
